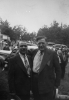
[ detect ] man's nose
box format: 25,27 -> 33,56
40,43 -> 43,46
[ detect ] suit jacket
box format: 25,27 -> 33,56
32,48 -> 61,94
8,53 -> 32,96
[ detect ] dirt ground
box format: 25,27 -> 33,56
58,61 -> 69,95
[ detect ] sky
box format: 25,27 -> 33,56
0,0 -> 69,33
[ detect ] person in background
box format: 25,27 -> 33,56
57,49 -> 64,79
8,41 -> 32,100
0,58 -> 9,100
61,50 -> 68,79
31,36 -> 61,100
3,43 -> 10,51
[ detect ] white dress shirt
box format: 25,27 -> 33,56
33,50 -> 44,73
19,53 -> 29,68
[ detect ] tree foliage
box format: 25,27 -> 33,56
0,18 -> 36,41
37,21 -> 69,46
0,18 -> 69,46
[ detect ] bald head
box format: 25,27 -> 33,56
19,41 -> 28,55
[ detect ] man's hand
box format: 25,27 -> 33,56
55,88 -> 59,98
11,99 -> 15,100
9,93 -> 16,100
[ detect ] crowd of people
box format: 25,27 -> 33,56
0,36 -> 68,100
56,48 -> 68,79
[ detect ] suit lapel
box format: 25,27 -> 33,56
39,48 -> 52,74
33,49 -> 38,60
16,54 -> 27,74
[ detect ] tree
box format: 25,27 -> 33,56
37,21 -> 69,46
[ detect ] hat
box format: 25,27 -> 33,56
19,41 -> 27,46
36,36 -> 47,42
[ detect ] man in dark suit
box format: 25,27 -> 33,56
8,41 -> 32,100
32,36 -> 61,100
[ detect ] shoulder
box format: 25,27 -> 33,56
32,49 -> 38,54
32,49 -> 38,57
46,48 -> 57,58
46,48 -> 56,54
28,49 -> 38,56
8,53 -> 19,63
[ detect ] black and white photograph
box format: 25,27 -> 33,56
0,0 -> 69,100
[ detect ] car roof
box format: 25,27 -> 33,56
0,50 -> 12,54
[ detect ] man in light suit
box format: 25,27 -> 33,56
32,36 -> 61,100
8,41 -> 32,100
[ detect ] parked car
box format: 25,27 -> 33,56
0,50 -> 12,60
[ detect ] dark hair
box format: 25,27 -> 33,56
36,36 -> 47,42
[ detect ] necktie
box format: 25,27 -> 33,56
24,56 -> 29,68
24,55 -> 31,76
34,52 -> 42,72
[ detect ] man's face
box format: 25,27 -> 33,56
19,43 -> 27,55
37,38 -> 47,51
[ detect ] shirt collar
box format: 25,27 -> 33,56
19,52 -> 26,57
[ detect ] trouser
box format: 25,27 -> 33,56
32,72 -> 55,100
17,94 -> 30,100
0,91 -> 9,100
33,91 -> 55,100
